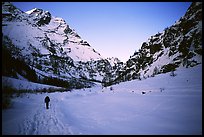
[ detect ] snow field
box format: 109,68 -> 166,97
2,64 -> 202,135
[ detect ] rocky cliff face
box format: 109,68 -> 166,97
111,2 -> 202,84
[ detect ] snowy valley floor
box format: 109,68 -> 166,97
2,64 -> 202,135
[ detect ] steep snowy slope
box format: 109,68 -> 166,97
2,76 -> 65,91
112,2 -> 202,84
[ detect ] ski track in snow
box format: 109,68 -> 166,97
18,97 -> 72,135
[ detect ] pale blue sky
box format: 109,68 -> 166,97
12,2 -> 191,62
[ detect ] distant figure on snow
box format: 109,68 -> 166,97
44,96 -> 50,109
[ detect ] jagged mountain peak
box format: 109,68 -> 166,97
25,8 -> 52,26
2,2 -> 103,62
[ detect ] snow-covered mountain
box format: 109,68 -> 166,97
2,2 -> 102,62
2,2 -> 121,88
2,2 -> 202,89
111,2 -> 202,84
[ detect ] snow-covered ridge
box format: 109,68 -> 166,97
25,8 -> 38,14
25,8 -> 49,15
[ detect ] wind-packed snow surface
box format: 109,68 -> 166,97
2,64 -> 202,135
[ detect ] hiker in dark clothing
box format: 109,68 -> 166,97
44,96 -> 50,109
